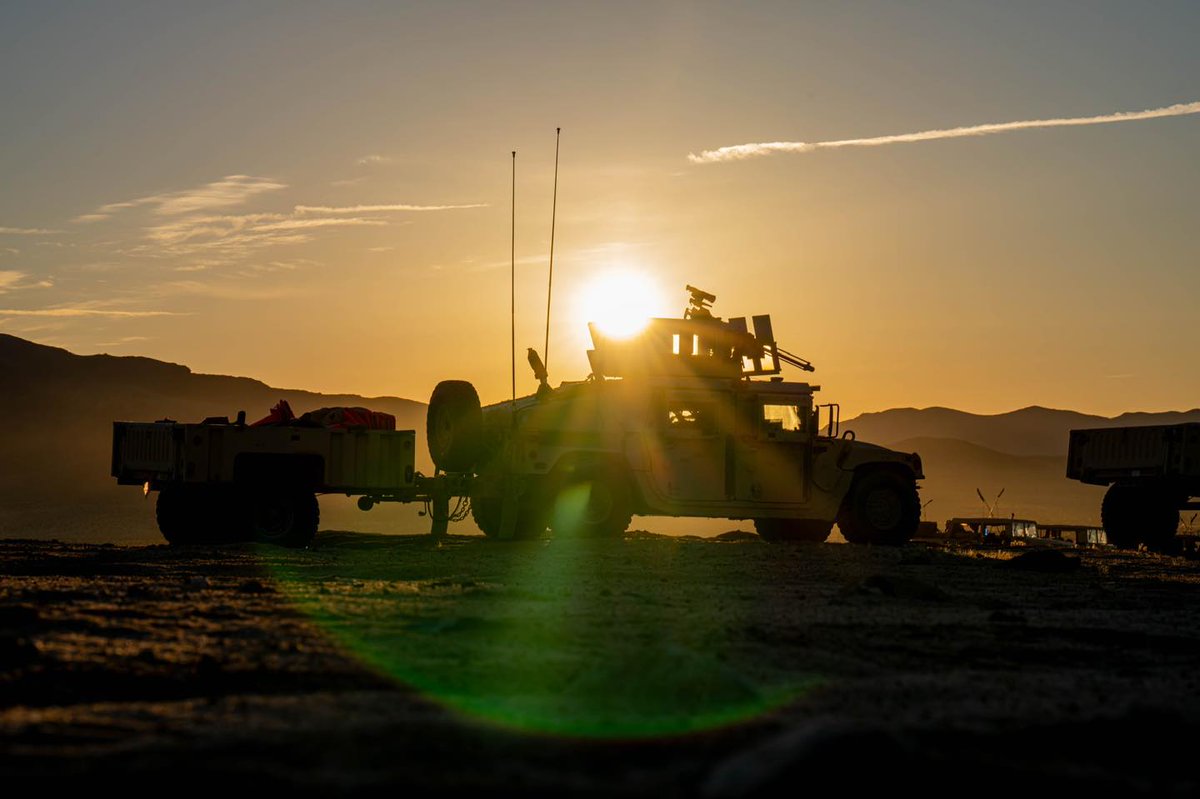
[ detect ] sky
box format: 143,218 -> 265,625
1,0 -> 1198,417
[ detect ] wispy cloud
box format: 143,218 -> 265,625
253,217 -> 387,231
74,175 -> 287,222
356,154 -> 394,166
688,100 -> 1200,164
75,261 -> 129,272
465,253 -> 552,273
0,308 -> 179,317
246,259 -> 315,273
0,226 -> 60,235
153,279 -> 305,300
71,172 -> 487,278
136,212 -> 390,259
0,270 -> 54,293
93,335 -> 152,347
0,271 -> 25,292
295,203 -> 487,214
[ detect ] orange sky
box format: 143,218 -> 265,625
2,3 -> 1198,418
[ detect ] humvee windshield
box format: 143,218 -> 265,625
762,404 -> 802,432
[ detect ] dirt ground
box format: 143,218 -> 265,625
2,531 -> 1200,795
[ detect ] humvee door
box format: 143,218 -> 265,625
647,389 -> 733,503
734,395 -> 810,504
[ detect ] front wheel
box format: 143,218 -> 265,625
754,518 -> 833,543
837,469 -> 920,546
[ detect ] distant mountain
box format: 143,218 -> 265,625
892,437 -> 1105,526
844,405 -> 1200,457
0,334 -> 429,541
0,333 -> 425,428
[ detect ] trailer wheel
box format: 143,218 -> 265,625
156,486 -> 241,545
156,486 -> 196,544
1101,483 -> 1179,551
427,380 -> 483,472
246,489 -> 319,548
547,461 -> 633,539
754,518 -> 833,543
837,469 -> 920,546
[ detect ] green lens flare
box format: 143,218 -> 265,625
261,534 -> 820,738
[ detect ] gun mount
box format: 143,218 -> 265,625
586,286 -> 814,380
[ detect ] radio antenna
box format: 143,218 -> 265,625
510,150 -> 517,407
543,127 -> 561,374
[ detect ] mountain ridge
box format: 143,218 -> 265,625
0,333 -> 419,408
3,333 -> 1192,539
844,404 -> 1200,457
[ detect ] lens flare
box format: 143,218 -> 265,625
261,535 -> 819,739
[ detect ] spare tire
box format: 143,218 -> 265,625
427,380 -> 483,472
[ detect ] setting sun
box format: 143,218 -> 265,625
573,269 -> 667,340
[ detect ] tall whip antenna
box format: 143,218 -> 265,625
543,127 -> 561,372
510,150 -> 517,407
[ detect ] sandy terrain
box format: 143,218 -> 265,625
3,531 -> 1200,794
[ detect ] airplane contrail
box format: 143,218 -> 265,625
688,101 -> 1200,164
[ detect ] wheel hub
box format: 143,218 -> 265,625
862,487 -> 903,530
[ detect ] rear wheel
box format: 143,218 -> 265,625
547,461 -> 633,539
837,469 -> 920,546
243,489 -> 319,548
470,492 -> 548,540
1101,483 -> 1179,552
427,381 -> 483,472
754,518 -> 833,543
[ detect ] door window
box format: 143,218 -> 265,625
663,401 -> 717,434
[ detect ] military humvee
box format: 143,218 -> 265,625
427,287 -> 924,544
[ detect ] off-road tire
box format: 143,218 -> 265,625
427,380 -> 483,472
156,485 -> 241,545
244,489 -> 319,548
156,486 -> 196,544
1101,483 -> 1179,552
470,493 -> 548,541
837,469 -> 920,546
754,518 -> 833,543
547,461 -> 633,539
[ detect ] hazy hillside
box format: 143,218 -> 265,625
893,437 -> 1106,526
845,405 -> 1200,457
0,334 -> 429,541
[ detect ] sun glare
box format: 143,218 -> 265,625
574,269 -> 666,339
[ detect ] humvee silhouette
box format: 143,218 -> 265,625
428,287 -> 924,544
